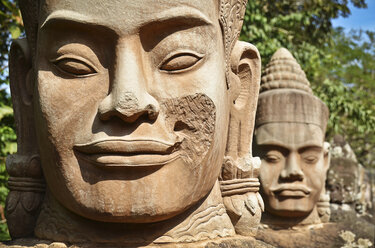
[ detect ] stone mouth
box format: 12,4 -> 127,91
74,139 -> 182,167
271,184 -> 311,197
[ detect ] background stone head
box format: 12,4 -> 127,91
253,48 -> 330,224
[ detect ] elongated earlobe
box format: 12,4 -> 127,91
324,141 -> 331,171
226,41 -> 261,164
6,38 -> 45,238
10,38 -> 34,105
220,41 -> 262,236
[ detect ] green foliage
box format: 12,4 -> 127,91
314,29 -> 375,167
241,0 -> 374,168
240,0 -> 367,69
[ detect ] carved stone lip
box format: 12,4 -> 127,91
271,184 -> 311,197
73,139 -> 181,167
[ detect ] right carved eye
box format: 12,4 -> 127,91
159,52 -> 203,72
53,58 -> 97,76
265,154 -> 281,163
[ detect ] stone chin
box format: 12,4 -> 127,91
47,157 -> 215,223
264,195 -> 320,218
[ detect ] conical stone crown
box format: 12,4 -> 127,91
260,48 -> 312,94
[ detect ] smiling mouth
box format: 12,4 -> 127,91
271,185 -> 311,197
74,139 -> 181,167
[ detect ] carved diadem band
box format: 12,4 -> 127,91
255,89 -> 329,131
220,178 -> 260,197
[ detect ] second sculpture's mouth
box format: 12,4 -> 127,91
74,138 -> 182,167
271,184 -> 312,198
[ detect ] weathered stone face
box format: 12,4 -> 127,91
33,0 -> 229,223
253,48 -> 330,227
8,0 -> 264,243
255,122 -> 327,217
327,158 -> 359,204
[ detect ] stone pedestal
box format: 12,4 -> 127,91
2,236 -> 274,248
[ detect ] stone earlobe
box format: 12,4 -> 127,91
6,38 -> 45,238
220,41 -> 263,236
318,142 -> 332,223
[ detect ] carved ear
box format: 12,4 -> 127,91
9,38 -> 37,155
6,39 -> 44,239
225,41 -> 261,169
220,42 -> 262,236
323,141 -> 331,173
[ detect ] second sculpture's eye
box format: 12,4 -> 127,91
264,153 -> 281,164
160,53 -> 202,72
54,57 -> 97,76
303,155 -> 318,164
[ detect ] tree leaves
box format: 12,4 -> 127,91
0,104 -> 12,121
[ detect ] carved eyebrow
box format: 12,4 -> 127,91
144,7 -> 213,26
41,10 -> 101,30
256,140 -> 291,151
256,140 -> 323,152
39,11 -> 121,42
298,145 -> 323,153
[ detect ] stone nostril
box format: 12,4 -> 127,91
98,91 -> 160,123
145,104 -> 159,121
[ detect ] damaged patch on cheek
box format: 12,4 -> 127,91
160,93 -> 216,166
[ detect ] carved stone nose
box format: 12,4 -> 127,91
280,153 -> 304,181
98,91 -> 159,123
98,40 -> 159,123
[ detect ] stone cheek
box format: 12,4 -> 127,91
161,93 -> 216,167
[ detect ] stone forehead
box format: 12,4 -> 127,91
255,122 -> 324,149
20,0 -> 247,59
39,0 -> 219,27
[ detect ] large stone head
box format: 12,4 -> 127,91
9,0 -> 260,233
253,48 -> 329,221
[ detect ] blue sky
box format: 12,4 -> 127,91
332,1 -> 375,31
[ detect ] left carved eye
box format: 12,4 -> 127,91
52,57 -> 98,77
303,156 -> 318,164
160,53 -> 202,72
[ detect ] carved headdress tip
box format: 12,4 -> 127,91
260,47 -> 312,94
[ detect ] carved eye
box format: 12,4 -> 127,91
54,58 -> 97,76
265,154 -> 281,163
303,156 -> 318,164
160,53 -> 202,72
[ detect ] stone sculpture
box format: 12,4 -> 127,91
252,48 -> 374,248
253,48 -> 330,228
5,0 -> 264,246
327,135 -> 373,214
